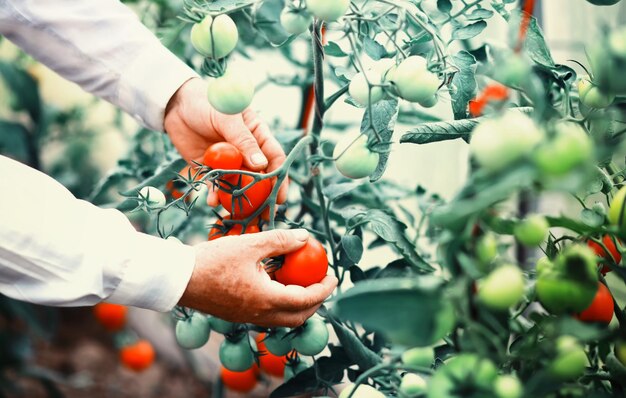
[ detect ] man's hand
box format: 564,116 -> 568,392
164,78 -> 288,205
178,229 -> 338,327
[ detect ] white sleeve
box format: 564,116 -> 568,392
0,155 -> 197,312
0,0 -> 199,131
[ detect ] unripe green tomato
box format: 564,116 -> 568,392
514,215 -> 549,246
175,312 -> 211,349
578,77 -> 615,108
609,26 -> 626,57
349,71 -> 384,106
477,265 -> 525,311
338,383 -> 385,398
535,256 -> 553,276
207,69 -> 254,115
475,233 -> 498,268
219,335 -> 257,372
264,328 -> 292,356
284,360 -> 310,381
495,55 -> 531,87
494,375 -> 523,398
333,134 -> 380,179
139,186 -> 166,207
399,373 -> 427,397
305,0 -> 350,21
292,317 -> 329,356
391,56 -> 440,103
549,336 -> 588,379
608,186 -> 626,233
534,121 -> 593,176
589,36 -> 626,95
616,341 -> 626,366
427,354 -> 497,398
586,0 -> 621,6
210,317 -> 235,334
280,8 -> 312,35
418,94 -> 438,108
470,111 -> 543,172
401,347 -> 435,368
190,15 -> 238,58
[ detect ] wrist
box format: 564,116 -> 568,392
164,77 -> 200,129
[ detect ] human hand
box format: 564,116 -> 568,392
164,78 -> 288,205
178,229 -> 338,327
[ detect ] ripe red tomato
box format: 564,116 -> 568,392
221,365 -> 259,392
209,217 -> 260,240
218,172 -> 272,217
482,84 -> 509,101
576,282 -> 614,324
120,340 -> 155,372
587,235 -> 621,274
469,97 -> 486,117
203,142 -> 243,171
93,303 -> 127,332
275,238 -> 328,287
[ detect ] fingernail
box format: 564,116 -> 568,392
251,152 -> 268,167
292,228 -> 309,241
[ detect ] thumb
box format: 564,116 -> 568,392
244,229 -> 309,259
219,116 -> 268,170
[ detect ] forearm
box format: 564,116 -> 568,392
0,0 -> 198,131
0,155 -> 195,311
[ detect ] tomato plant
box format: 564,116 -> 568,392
275,238 -> 328,287
190,15 -> 238,59
217,171 -> 272,217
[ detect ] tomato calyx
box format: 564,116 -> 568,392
208,215 -> 260,240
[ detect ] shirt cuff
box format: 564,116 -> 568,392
107,233 -> 196,312
118,42 -> 199,131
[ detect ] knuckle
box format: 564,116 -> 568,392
272,230 -> 292,250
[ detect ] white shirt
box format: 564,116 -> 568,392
0,0 -> 199,311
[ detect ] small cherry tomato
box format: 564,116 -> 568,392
120,340 -> 155,372
93,303 -> 127,332
275,238 -> 328,287
221,365 -> 258,392
203,142 -> 243,171
576,282 -> 614,324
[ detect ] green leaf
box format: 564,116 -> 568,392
324,41 -> 348,57
341,235 -> 364,264
323,181 -> 363,201
580,209 -> 605,228
349,209 -> 433,271
329,318 -> 382,369
363,36 -> 386,61
361,98 -> 399,182
451,21 -> 487,41
0,62 -> 42,124
509,10 -> 554,68
0,120 -> 32,164
251,0 -> 291,46
397,106 -> 443,124
449,50 -> 477,120
465,8 -> 494,21
400,118 -> 476,144
334,277 -> 456,347
437,0 -> 452,13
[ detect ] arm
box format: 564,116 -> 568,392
0,0 -> 197,131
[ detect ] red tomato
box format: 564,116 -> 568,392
576,282 -> 614,324
209,217 -> 260,240
469,97 -> 486,117
218,171 -> 272,218
221,365 -> 259,392
93,303 -> 127,332
482,84 -> 509,101
587,235 -> 621,274
255,333 -> 286,377
203,142 -> 243,170
120,340 -> 155,372
275,238 -> 328,287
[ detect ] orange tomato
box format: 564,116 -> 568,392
93,303 -> 127,332
576,282 -> 614,324
587,235 -> 621,274
221,365 -> 259,392
120,340 -> 155,372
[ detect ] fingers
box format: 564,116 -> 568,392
255,305 -> 323,328
268,276 -> 338,311
240,228 -> 309,258
217,114 -> 268,171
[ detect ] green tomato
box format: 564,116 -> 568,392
535,256 -> 553,276
190,15 -> 238,59
608,186 -> 626,233
578,77 -> 615,108
349,71 -> 384,106
292,317 -> 329,356
586,0 -> 621,5
210,317 -> 235,334
427,354 -> 498,398
175,312 -> 211,349
475,233 -> 498,269
514,215 -> 549,246
280,8 -> 312,35
536,244 -> 598,314
333,134 -> 380,179
418,94 -> 438,108
616,341 -> 626,366
495,55 -> 531,87
399,373 -> 427,397
305,0 -> 350,21
609,26 -> 626,57
264,328 -> 292,356
401,347 -> 435,368
549,336 -> 588,379
219,335 -> 257,372
338,383 -> 385,398
139,186 -> 166,207
494,375 -> 523,398
478,265 -> 525,311
533,121 -> 593,176
470,111 -> 543,172
391,56 -> 440,103
206,69 -> 254,115
284,359 -> 310,382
